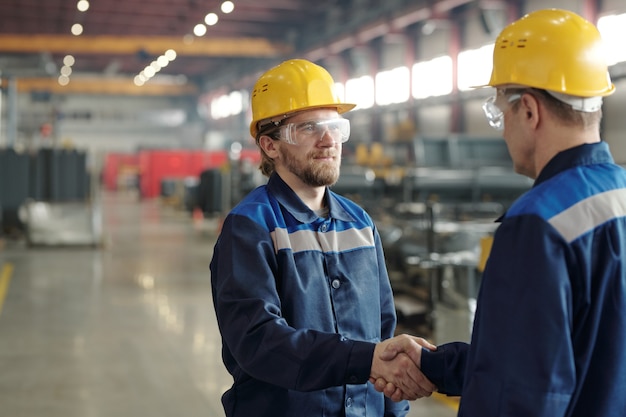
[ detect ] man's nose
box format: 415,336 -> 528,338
317,127 -> 337,146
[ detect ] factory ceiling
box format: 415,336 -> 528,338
0,0 -> 477,96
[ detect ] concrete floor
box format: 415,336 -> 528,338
0,191 -> 458,417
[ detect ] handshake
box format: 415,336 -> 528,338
369,334 -> 438,402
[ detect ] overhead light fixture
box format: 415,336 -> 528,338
133,50 -> 180,86
205,13 -> 219,26
221,1 -> 234,14
193,24 -> 207,36
63,55 -> 75,67
189,2 -> 235,39
58,55 -> 75,85
77,0 -> 90,12
71,23 -> 83,36
164,49 -> 177,61
157,56 -> 169,67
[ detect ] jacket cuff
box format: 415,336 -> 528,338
420,342 -> 466,396
420,346 -> 445,386
345,340 -> 376,384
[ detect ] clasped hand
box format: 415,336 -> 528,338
369,334 -> 437,402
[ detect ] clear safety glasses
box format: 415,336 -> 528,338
277,118 -> 350,146
482,93 -> 522,130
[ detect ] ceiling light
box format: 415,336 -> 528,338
71,23 -> 84,36
164,49 -> 177,61
63,55 -> 75,66
157,56 -> 169,67
205,13 -> 218,26
58,75 -> 70,86
77,0 -> 90,12
60,66 -> 73,77
193,24 -> 207,36
134,49 -> 179,86
221,1 -> 234,14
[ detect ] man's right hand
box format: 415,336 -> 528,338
370,334 -> 437,401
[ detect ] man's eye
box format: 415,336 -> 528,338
298,122 -> 316,132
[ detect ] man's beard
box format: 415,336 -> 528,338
280,147 -> 340,187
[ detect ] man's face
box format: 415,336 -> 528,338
496,89 -> 543,179
484,88 -> 536,178
275,109 -> 343,187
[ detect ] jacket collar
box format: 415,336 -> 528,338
496,142 -> 613,223
534,142 -> 614,187
266,173 -> 355,223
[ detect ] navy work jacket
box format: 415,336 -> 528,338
421,142 -> 626,417
211,173 -> 408,417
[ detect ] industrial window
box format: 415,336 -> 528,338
345,76 -> 375,110
376,66 -> 410,106
412,56 -> 453,99
598,12 -> 626,66
457,44 -> 494,91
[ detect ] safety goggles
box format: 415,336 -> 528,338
482,93 -> 522,130
277,118 -> 350,145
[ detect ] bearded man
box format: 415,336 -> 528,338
210,59 -> 436,417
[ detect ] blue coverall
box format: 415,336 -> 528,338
211,173 -> 409,417
421,142 -> 626,417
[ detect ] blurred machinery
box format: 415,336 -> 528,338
330,165 -> 378,207
353,135 -> 532,207
378,201 -> 500,340
19,199 -> 102,247
347,135 -> 532,341
0,147 -> 102,246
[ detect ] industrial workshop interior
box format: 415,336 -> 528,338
1,0 -> 625,416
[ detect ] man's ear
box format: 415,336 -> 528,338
520,93 -> 540,129
258,135 -> 280,158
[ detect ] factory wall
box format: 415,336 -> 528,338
352,1 -> 626,164
2,93 -> 203,154
1,1 -> 626,165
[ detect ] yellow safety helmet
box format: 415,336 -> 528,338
249,59 -> 356,138
486,8 -> 615,97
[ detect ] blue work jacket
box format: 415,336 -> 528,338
421,142 -> 626,417
210,173 -> 408,417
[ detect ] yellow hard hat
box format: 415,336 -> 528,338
487,8 -> 615,97
249,59 -> 356,138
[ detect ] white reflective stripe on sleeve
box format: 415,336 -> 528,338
548,188 -> 626,243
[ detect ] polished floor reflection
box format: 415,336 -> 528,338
0,192 -> 456,417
